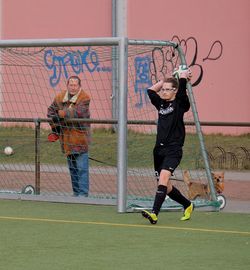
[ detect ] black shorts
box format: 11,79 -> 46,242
153,144 -> 183,175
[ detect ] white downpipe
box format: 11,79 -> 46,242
116,0 -> 128,212
116,0 -> 127,37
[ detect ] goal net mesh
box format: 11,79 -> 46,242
0,41 -> 216,210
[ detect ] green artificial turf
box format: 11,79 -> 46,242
0,200 -> 249,270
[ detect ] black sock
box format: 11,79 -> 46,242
152,185 -> 167,215
168,186 -> 191,209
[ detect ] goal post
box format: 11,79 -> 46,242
175,44 -> 217,202
117,37 -> 128,213
0,37 -> 220,212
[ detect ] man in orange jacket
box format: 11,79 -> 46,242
48,75 -> 91,197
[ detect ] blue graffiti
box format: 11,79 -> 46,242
44,47 -> 112,87
134,56 -> 152,108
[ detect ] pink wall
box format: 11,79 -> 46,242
2,0 -> 112,38
1,0 -> 250,134
128,0 -> 250,134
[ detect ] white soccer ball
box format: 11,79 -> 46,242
4,146 -> 14,156
172,65 -> 188,79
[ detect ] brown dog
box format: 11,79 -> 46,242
183,170 -> 225,200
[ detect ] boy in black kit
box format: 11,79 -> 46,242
142,67 -> 193,224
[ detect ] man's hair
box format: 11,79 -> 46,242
163,77 -> 179,89
67,75 -> 81,86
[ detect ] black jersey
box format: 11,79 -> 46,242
147,78 -> 190,147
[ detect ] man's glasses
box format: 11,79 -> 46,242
161,88 -> 176,92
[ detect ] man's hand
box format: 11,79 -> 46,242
58,110 -> 66,118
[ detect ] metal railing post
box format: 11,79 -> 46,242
34,119 -> 41,195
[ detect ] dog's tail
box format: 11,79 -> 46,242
183,170 -> 191,186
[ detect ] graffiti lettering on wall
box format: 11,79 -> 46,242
134,36 -> 223,108
43,38 -> 223,109
172,36 -> 223,87
134,56 -> 152,108
44,47 -> 112,87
